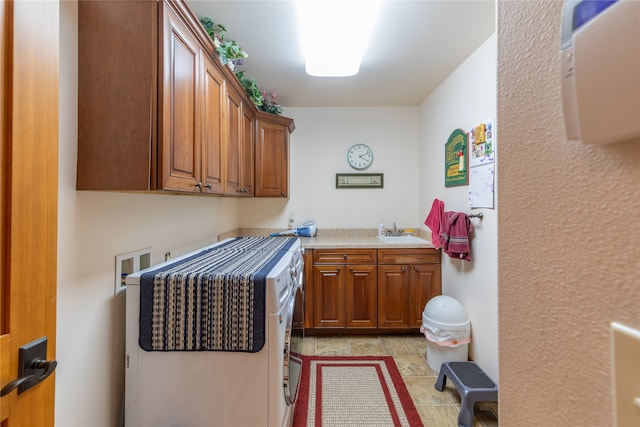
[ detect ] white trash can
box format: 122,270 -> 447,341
420,295 -> 470,373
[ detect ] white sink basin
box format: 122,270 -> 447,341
376,235 -> 426,244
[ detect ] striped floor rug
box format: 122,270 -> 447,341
293,356 -> 424,427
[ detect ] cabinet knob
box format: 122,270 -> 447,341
205,183 -> 212,189
281,192 -> 286,197
194,182 -> 203,191
337,267 -> 341,272
343,254 -> 347,260
401,267 -> 406,272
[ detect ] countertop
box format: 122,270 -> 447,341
220,228 -> 435,249
297,235 -> 433,249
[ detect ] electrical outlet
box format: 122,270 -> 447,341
611,322 -> 640,427
115,248 -> 151,296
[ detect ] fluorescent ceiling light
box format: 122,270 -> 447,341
297,0 -> 381,77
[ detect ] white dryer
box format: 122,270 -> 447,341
125,237 -> 303,427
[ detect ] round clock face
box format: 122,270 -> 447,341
347,143 -> 374,170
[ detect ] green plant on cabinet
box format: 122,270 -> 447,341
199,17 -> 247,67
200,16 -> 283,116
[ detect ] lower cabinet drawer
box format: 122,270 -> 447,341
378,248 -> 440,265
313,248 -> 377,264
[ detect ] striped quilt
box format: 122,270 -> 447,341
139,237 -> 297,353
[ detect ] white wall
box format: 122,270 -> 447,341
240,107 -> 421,231
418,34 -> 498,381
57,3 -> 241,426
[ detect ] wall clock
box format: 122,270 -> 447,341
346,143 -> 374,170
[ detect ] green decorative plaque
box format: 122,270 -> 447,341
444,129 -> 468,187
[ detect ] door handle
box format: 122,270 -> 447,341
1,359 -> 58,396
0,336 -> 57,396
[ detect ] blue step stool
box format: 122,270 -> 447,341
434,361 -> 498,427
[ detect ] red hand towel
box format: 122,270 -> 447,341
440,211 -> 473,261
424,199 -> 444,249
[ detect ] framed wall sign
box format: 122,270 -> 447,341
444,128 -> 468,187
336,173 -> 384,189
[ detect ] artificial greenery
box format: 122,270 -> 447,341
258,92 -> 283,115
200,17 -> 247,67
235,71 -> 263,107
200,17 -> 282,115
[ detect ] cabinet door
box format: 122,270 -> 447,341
160,5 -> 201,192
313,265 -> 345,328
408,264 -> 442,328
240,106 -> 254,195
377,265 -> 410,328
201,53 -> 225,194
224,85 -> 242,195
303,249 -> 315,329
254,118 -> 289,197
77,1 -> 157,191
345,265 -> 377,328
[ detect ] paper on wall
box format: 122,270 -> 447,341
468,163 -> 494,208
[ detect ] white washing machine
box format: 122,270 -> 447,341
125,238 -> 303,427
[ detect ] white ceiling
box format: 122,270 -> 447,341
186,0 -> 496,108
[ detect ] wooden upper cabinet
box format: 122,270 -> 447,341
240,106 -> 255,195
223,84 -> 255,196
224,85 -> 242,195
77,0 -> 293,197
254,112 -> 294,197
77,0 -> 159,191
159,4 -> 202,192
200,53 -> 225,194
78,0 -> 209,193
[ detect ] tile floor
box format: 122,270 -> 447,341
299,334 -> 498,427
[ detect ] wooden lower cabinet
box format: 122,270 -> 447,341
305,247 -> 441,332
308,249 -> 377,329
313,265 -> 377,328
378,263 -> 441,328
378,248 -> 442,329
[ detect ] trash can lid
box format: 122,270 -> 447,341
422,295 -> 469,330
